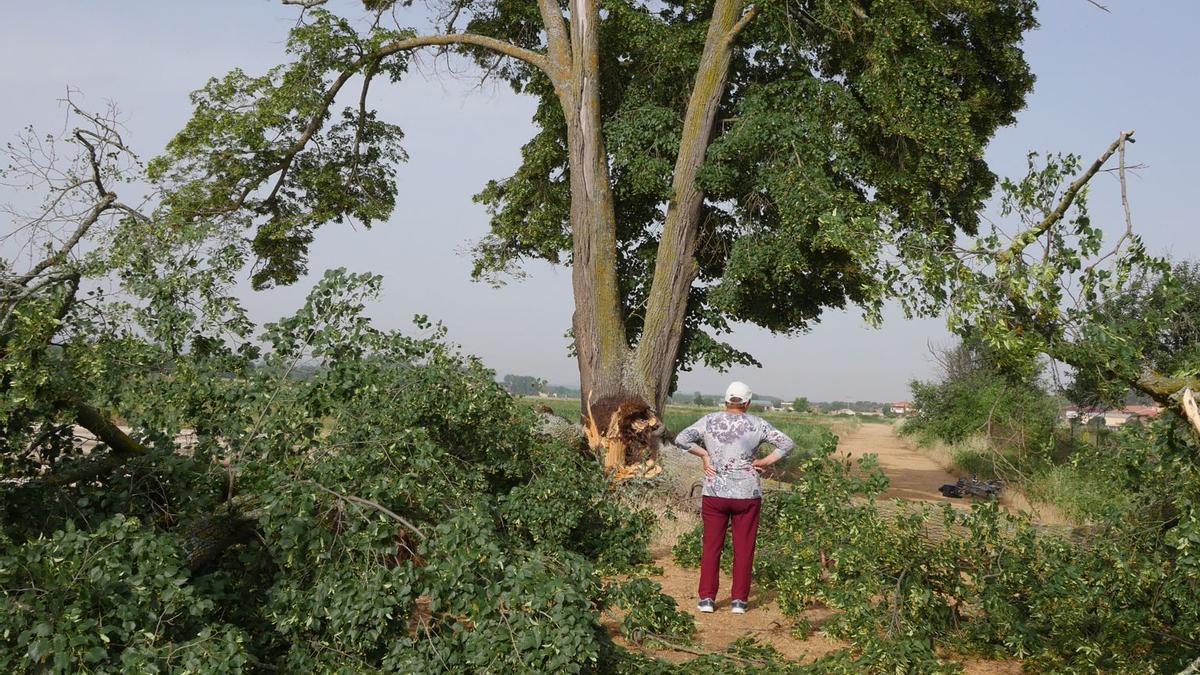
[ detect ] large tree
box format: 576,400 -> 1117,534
152,0 -> 1038,449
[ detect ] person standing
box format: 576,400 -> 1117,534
674,381 -> 794,614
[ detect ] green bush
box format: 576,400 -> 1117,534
1,271 -> 674,673
0,515 -> 250,673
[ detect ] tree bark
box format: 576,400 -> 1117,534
70,400 -> 147,459
634,0 -> 754,413
558,0 -> 630,407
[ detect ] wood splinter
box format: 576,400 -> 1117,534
582,392 -> 665,480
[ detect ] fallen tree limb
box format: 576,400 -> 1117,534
643,634 -> 770,667
69,400 -> 147,459
182,512 -> 258,573
310,482 -> 425,540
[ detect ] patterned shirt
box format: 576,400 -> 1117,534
673,412 -> 795,499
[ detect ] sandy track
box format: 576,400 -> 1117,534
837,422 -> 964,504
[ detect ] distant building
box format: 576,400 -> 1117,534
1123,405 -> 1162,420
830,408 -> 857,416
1064,405 -> 1161,429
890,401 -> 916,415
1103,411 -> 1131,430
1063,406 -> 1104,424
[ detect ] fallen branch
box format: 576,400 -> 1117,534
182,512 -> 258,573
310,482 -> 425,540
647,635 -> 771,667
69,399 -> 147,459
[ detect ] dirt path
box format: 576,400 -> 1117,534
837,422 -> 964,504
625,421 -> 1020,673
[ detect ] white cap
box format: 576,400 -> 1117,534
724,381 -> 753,404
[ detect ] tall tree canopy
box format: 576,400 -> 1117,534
153,0 -> 1038,442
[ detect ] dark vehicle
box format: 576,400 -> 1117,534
938,476 -> 1004,499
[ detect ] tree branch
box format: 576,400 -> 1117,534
537,0 -> 572,75
241,31 -> 552,217
310,481 -> 426,540
726,5 -> 760,43
998,131 -> 1133,266
70,399 -> 147,459
12,193 -> 115,287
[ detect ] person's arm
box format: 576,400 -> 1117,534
673,417 -> 717,477
751,420 -> 795,472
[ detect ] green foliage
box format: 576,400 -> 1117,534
504,373 -> 548,396
157,0 -> 1038,373
1066,260 -> 1200,406
674,418 -> 1200,673
2,266 -> 675,672
149,10 -> 412,289
0,515 -> 250,673
902,339 -> 1059,460
602,578 -> 695,645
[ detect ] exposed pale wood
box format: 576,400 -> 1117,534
1184,389 -> 1200,437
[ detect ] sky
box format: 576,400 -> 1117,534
1,1 -> 1196,402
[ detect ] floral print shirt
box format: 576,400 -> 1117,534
673,412 -> 795,499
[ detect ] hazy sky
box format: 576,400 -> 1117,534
2,1 -> 1196,401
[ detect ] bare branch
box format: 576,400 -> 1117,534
310,482 -> 426,540
11,193 -> 116,286
727,5 -> 760,43
997,130 -> 1133,266
1082,133 -> 1137,275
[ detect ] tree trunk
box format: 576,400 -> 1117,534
541,0 -> 754,474
559,0 -> 630,406
634,0 -> 752,413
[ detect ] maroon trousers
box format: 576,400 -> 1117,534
698,496 -> 762,601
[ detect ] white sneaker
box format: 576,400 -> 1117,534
731,600 -> 748,614
697,598 -> 715,613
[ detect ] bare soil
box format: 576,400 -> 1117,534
618,421 -> 1023,674
839,422 -> 966,504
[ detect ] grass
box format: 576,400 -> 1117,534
1024,464 -> 1135,524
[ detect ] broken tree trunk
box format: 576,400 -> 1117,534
581,393 -> 664,480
